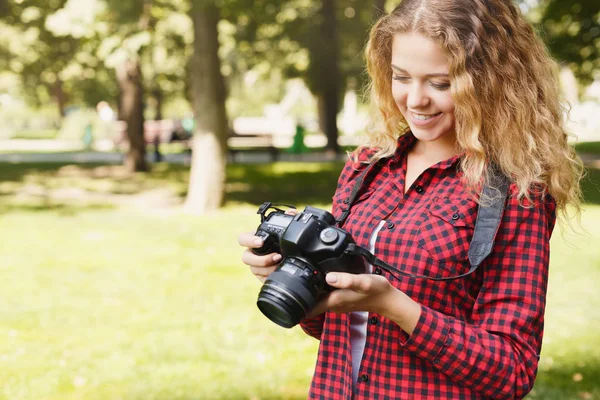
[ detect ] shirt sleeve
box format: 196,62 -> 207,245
400,190 -> 556,400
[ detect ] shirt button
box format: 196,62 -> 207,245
451,213 -> 460,220
370,316 -> 378,325
415,185 -> 423,193
343,198 -> 350,204
360,374 -> 369,382
387,222 -> 395,229
374,267 -> 382,275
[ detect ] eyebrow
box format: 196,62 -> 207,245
391,64 -> 449,78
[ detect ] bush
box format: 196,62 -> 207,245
0,104 -> 61,139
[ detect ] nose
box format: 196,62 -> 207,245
406,83 -> 430,109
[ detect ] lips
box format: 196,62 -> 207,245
412,112 -> 441,120
409,111 -> 443,126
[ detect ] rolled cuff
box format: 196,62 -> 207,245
400,305 -> 452,367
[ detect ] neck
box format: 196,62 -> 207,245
410,134 -> 459,164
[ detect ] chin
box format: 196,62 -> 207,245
409,126 -> 453,142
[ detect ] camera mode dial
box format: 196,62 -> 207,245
320,228 -> 339,244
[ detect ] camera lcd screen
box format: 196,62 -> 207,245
269,214 -> 290,227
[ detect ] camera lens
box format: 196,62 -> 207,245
256,258 -> 324,328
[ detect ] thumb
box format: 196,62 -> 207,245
325,272 -> 352,288
326,272 -> 372,292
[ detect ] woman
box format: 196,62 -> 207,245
238,0 -> 583,398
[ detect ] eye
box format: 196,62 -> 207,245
430,81 -> 451,91
392,74 -> 410,82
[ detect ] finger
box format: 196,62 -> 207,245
285,209 -> 299,216
237,232 -> 265,248
305,294 -> 330,319
242,249 -> 282,267
326,273 -> 372,293
250,265 -> 277,279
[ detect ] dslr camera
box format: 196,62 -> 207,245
252,202 -> 367,328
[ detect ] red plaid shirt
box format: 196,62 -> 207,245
300,133 -> 556,399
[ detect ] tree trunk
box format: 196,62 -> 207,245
153,88 -> 163,121
320,0 -> 340,155
51,80 -> 68,118
373,0 -> 386,21
184,1 -> 228,215
116,58 -> 148,172
317,94 -> 326,138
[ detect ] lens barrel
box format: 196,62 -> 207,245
256,258 -> 323,328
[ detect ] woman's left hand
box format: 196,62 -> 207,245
307,272 -> 422,335
323,272 -> 395,315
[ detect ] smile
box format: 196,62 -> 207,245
412,112 -> 441,120
409,111 -> 443,126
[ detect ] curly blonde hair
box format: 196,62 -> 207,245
359,0 -> 583,217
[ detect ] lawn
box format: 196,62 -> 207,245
0,161 -> 598,399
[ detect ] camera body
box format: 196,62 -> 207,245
252,203 -> 367,328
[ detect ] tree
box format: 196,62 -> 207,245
220,0 -> 378,154
41,0 -> 191,171
101,0 -> 155,172
538,0 -> 600,89
0,0 -> 82,116
314,0 -> 340,155
183,0 -> 228,214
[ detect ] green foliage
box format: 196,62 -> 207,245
0,0 -> 191,114
219,1 -> 377,99
0,103 -> 61,139
573,141 -> 600,155
538,0 -> 600,87
57,109 -> 102,140
0,0 -> 84,110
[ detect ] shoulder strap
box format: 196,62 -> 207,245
468,164 -> 510,269
338,159 -> 510,280
335,160 -> 381,227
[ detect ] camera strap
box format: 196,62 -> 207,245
338,159 -> 510,281
335,160 -> 382,227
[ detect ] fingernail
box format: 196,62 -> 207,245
326,273 -> 337,283
272,254 -> 282,262
254,238 -> 263,246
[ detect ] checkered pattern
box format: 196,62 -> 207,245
299,133 -> 556,399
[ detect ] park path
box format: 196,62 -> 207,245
0,151 -> 350,164
0,138 -> 348,164
0,139 -> 597,166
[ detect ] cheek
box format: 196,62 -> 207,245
438,94 -> 455,114
391,84 -> 407,109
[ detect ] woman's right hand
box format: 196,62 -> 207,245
238,232 -> 282,283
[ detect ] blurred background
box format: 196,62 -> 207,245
0,0 -> 598,399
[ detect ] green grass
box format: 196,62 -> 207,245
11,129 -> 60,140
0,161 -> 598,399
0,208 -> 319,400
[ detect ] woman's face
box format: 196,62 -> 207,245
391,32 -> 456,145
